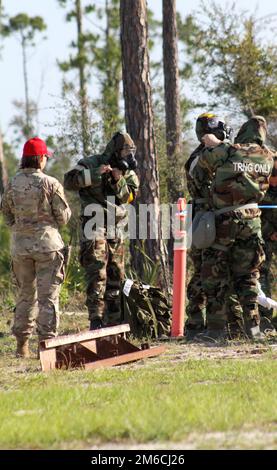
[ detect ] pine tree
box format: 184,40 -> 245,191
120,0 -> 169,290
2,14 -> 47,139
58,0 -> 97,156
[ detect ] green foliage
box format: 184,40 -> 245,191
177,14 -> 204,80
0,0 -> 5,56
2,13 -> 47,141
2,13 -> 46,42
0,215 -> 14,308
3,141 -> 18,177
125,241 -> 160,287
60,247 -> 86,309
0,329 -> 276,450
48,93 -> 103,160
10,100 -> 39,144
0,142 -> 17,310
190,2 -> 277,119
92,0 -> 123,138
57,0 -> 98,155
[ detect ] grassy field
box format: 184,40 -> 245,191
0,309 -> 277,450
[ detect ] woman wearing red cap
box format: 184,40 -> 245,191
1,137 -> 71,357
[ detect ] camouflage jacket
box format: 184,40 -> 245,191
1,168 -> 71,256
261,187 -> 277,240
185,143 -> 209,201
194,143 -> 273,215
64,138 -> 139,221
185,140 -> 232,210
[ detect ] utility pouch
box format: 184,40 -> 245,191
61,245 -> 72,273
192,210 -> 216,249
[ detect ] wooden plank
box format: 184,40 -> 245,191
83,346 -> 166,370
115,337 -> 140,353
39,348 -> 57,372
41,324 -> 130,349
79,340 -> 97,354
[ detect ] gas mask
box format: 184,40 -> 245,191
111,148 -> 138,172
196,113 -> 233,142
108,132 -> 138,172
205,118 -> 233,141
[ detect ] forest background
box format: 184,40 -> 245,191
1,0 -> 277,312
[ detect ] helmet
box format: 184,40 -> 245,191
196,113 -> 233,142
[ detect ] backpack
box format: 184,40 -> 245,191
122,279 -> 172,339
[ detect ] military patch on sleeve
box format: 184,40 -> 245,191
83,169 -> 92,187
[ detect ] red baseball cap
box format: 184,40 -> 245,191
22,137 -> 53,157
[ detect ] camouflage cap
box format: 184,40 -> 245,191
234,116 -> 267,145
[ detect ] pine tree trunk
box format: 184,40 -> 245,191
0,0 -> 3,34
0,130 -> 8,195
76,0 -> 90,156
120,0 -> 170,291
102,0 -> 121,138
163,0 -> 182,265
0,3 -> 8,194
21,34 -> 31,138
163,0 -> 181,165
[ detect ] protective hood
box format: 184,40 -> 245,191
102,132 -> 135,159
234,116 -> 267,146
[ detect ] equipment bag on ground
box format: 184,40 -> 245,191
122,279 -> 172,339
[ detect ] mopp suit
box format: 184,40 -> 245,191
64,132 -> 139,327
259,164 -> 277,327
1,139 -> 71,347
185,113 -> 243,337
192,116 -> 274,339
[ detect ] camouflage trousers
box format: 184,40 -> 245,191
201,216 -> 265,329
259,239 -> 277,319
12,251 -> 64,340
186,246 -> 243,328
80,235 -> 124,324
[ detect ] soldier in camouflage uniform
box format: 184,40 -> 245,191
191,116 -> 273,342
1,137 -> 71,357
185,113 -> 243,339
64,132 -> 139,330
259,157 -> 277,330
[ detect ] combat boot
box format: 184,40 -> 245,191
185,323 -> 205,341
90,318 -> 104,330
227,321 -> 246,340
16,338 -> 30,358
259,317 -> 276,336
195,327 -> 228,344
244,321 -> 266,341
272,317 -> 277,329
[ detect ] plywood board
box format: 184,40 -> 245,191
83,346 -> 166,370
40,348 -> 57,372
41,324 -> 130,349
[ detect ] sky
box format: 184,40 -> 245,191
1,0 -> 277,151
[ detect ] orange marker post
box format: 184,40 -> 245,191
171,198 -> 187,338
